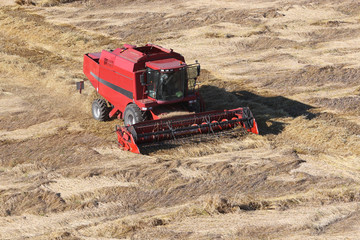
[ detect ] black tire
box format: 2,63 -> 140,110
92,99 -> 109,121
124,104 -> 143,126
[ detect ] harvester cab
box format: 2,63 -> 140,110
142,58 -> 200,103
82,44 -> 258,153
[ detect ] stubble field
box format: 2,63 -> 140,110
0,0 -> 360,239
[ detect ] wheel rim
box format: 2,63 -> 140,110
127,114 -> 135,125
93,104 -> 100,118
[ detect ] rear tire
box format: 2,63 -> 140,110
92,99 -> 109,121
124,104 -> 143,126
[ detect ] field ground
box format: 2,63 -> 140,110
0,0 -> 360,239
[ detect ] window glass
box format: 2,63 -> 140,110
146,68 -> 159,98
146,68 -> 187,101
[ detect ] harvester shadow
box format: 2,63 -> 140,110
199,85 -> 316,135
138,85 -> 315,154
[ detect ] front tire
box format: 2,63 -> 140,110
124,104 -> 143,126
92,99 -> 109,121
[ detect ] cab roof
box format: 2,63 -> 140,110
146,58 -> 186,70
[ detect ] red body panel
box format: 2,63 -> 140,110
83,44 -> 188,118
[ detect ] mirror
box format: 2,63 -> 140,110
187,66 -> 198,80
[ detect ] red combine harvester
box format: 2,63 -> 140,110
82,44 -> 258,153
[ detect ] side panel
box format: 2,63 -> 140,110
134,70 -> 146,101
83,54 -> 100,91
94,51 -> 134,113
113,56 -> 136,79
